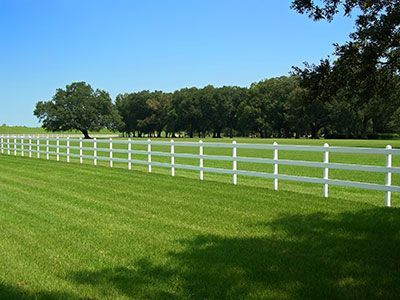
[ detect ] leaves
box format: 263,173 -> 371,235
34,82 -> 122,138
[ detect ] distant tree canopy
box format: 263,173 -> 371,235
34,82 -> 121,139
113,70 -> 400,139
115,86 -> 250,138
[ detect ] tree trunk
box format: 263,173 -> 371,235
310,123 -> 319,139
80,129 -> 91,139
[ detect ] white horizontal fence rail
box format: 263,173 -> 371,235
0,135 -> 399,207
6,133 -> 120,138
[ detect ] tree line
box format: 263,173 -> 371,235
34,74 -> 400,139
114,72 -> 399,139
115,77 -> 303,138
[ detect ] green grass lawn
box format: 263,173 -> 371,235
1,143 -> 400,299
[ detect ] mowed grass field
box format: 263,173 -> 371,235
0,138 -> 400,299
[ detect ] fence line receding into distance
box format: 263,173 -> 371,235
0,135 -> 399,207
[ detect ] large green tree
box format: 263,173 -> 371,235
34,82 -> 121,139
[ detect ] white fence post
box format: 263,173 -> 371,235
79,137 -> 83,164
199,140 -> 204,180
2,135 -> 5,154
109,138 -> 113,168
273,142 -> 278,190
56,137 -> 60,161
323,143 -> 329,198
36,137 -> 40,158
13,136 -> 17,156
386,145 -> 392,207
147,139 -> 152,172
46,136 -> 49,160
171,139 -> 175,176
232,141 -> 237,185
94,138 -> 97,166
7,136 -> 10,155
66,137 -> 70,162
21,137 -> 24,157
128,138 -> 132,170
28,136 -> 32,158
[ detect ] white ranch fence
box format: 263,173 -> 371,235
0,135 -> 399,207
6,133 -> 119,138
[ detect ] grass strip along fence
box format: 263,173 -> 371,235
1,135 -> 399,207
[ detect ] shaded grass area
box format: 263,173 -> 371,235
0,155 -> 399,299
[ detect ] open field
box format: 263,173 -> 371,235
0,139 -> 400,299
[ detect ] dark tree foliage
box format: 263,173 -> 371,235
34,82 -> 121,139
115,91 -> 171,137
238,77 -> 301,138
291,1 -> 396,20
115,86 -> 250,138
292,60 -> 333,138
292,0 -> 400,72
290,0 -> 400,138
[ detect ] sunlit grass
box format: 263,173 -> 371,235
0,138 -> 399,299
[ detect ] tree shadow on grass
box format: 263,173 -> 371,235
0,282 -> 78,300
69,207 -> 400,299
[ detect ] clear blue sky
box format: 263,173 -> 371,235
0,0 -> 355,126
